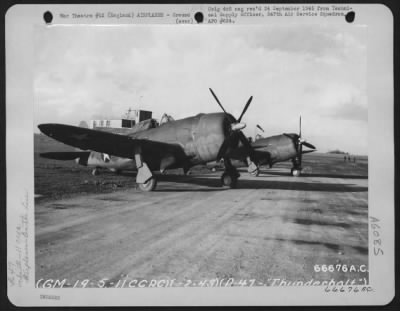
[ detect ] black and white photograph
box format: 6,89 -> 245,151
6,3 -> 394,306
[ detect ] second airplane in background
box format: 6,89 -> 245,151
230,117 -> 316,177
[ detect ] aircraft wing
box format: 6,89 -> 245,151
38,124 -> 184,160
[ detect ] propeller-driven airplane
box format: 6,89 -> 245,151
40,150 -> 136,176
231,117 -> 316,177
38,89 -> 259,191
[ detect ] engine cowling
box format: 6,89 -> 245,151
192,113 -> 230,163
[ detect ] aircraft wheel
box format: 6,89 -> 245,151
138,177 -> 157,191
92,168 -> 98,176
221,172 -> 237,188
291,168 -> 301,177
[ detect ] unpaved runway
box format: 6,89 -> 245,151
35,167 -> 368,288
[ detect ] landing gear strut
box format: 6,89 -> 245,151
221,158 -> 240,188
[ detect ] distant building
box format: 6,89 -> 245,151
88,109 -> 153,129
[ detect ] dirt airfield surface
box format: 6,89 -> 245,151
35,142 -> 369,288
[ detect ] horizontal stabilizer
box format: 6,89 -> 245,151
40,151 -> 91,160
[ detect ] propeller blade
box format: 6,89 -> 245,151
238,96 -> 253,122
256,124 -> 265,132
302,149 -> 316,155
217,135 -> 239,160
216,139 -> 230,160
301,141 -> 316,150
238,131 -> 253,154
209,88 -> 227,114
299,115 -> 302,138
299,143 -> 303,167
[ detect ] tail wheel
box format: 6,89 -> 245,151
221,172 -> 237,188
138,177 -> 157,191
291,168 -> 301,177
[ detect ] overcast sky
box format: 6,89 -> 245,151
34,24 -> 367,154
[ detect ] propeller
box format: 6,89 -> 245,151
283,116 -> 316,167
256,124 -> 265,132
209,88 -> 255,161
298,116 -> 316,149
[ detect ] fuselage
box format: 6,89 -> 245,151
79,130 -> 300,173
78,112 -> 233,172
131,113 -> 228,162
129,112 -> 230,168
252,134 -> 299,165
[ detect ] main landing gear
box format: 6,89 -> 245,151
221,158 -> 240,188
250,170 -> 259,177
249,165 -> 260,177
247,157 -> 259,177
138,177 -> 157,191
290,167 -> 301,177
135,147 -> 157,192
291,158 -> 302,177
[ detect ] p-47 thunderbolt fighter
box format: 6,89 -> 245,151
38,89 -> 258,191
233,117 -> 316,177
